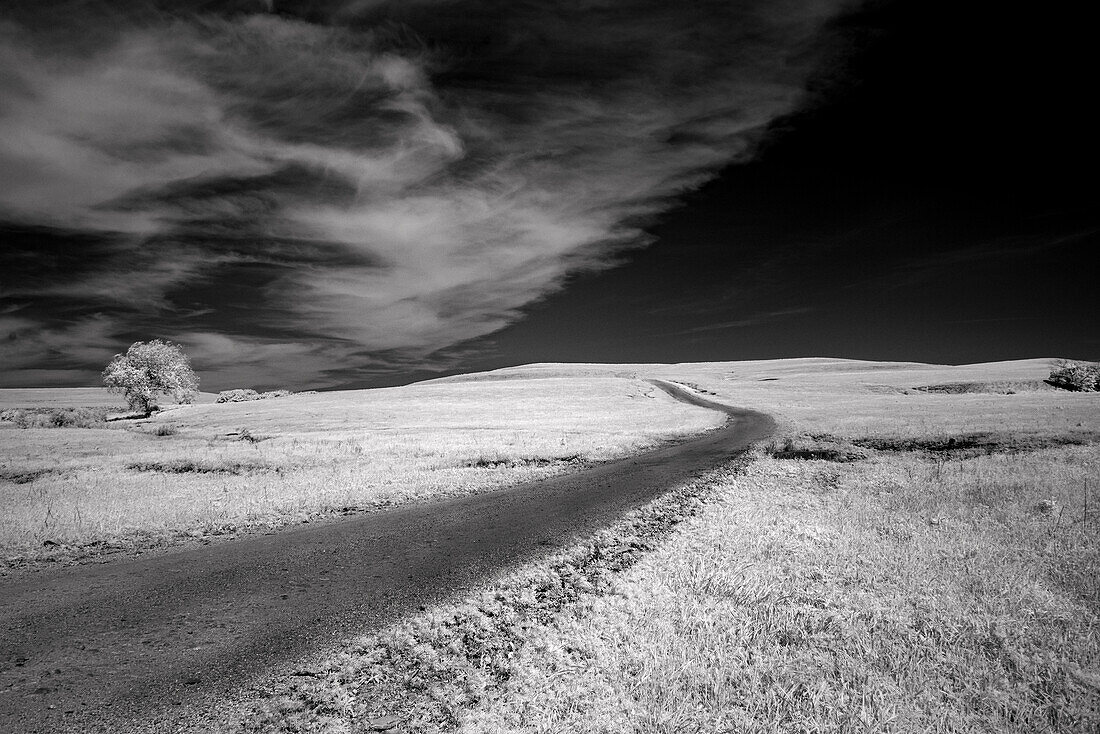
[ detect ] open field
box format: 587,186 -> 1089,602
455,446 -> 1099,732
0,377 -> 720,570
440,357 -> 1095,442
226,358 -> 1100,733
3,358 -> 1098,731
0,388 -> 219,408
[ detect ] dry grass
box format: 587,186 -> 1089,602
0,387 -> 218,408
0,377 -> 719,568
221,442 -> 1100,733
460,444 -> 1098,733
214,358 -> 1100,734
454,358 -> 1096,443
6,359 -> 1099,730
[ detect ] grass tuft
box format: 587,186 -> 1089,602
766,434 -> 866,462
912,380 -> 1053,394
0,468 -> 58,484
462,454 -> 583,469
126,459 -> 274,475
852,431 -> 1098,456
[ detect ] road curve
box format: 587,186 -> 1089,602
0,381 -> 773,733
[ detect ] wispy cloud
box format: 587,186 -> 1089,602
0,314 -> 121,375
679,307 -> 816,336
0,0 -> 848,388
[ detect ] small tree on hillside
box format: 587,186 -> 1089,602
103,340 -> 199,415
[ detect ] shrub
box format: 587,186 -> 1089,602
1048,360 -> 1100,392
260,389 -> 292,399
216,388 -> 294,403
5,407 -> 110,429
153,423 -> 178,436
55,407 -> 109,428
103,340 -> 199,414
217,389 -> 260,403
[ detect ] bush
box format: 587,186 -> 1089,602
1048,360 -> 1100,392
216,388 -> 294,403
4,407 -> 110,429
260,390 -> 293,399
103,340 -> 199,414
217,389 -> 260,403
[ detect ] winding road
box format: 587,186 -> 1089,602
0,381 -> 773,733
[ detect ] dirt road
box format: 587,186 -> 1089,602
0,381 -> 772,732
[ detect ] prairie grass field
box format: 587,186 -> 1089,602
0,378 -> 719,569
4,358 -> 1098,731
453,445 -> 1099,733
221,358 -> 1100,733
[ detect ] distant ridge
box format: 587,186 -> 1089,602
423,358 -> 1062,385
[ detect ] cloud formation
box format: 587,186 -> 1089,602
0,0 -> 847,388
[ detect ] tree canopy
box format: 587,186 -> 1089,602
102,340 -> 199,414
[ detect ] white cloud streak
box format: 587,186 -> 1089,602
0,1 -> 848,387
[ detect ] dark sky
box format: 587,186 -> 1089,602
2,1 -> 1096,390
464,2 -> 1100,372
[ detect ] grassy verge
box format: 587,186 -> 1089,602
0,378 -> 719,571
218,430 -> 1100,733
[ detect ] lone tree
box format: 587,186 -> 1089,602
102,339 -> 199,415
